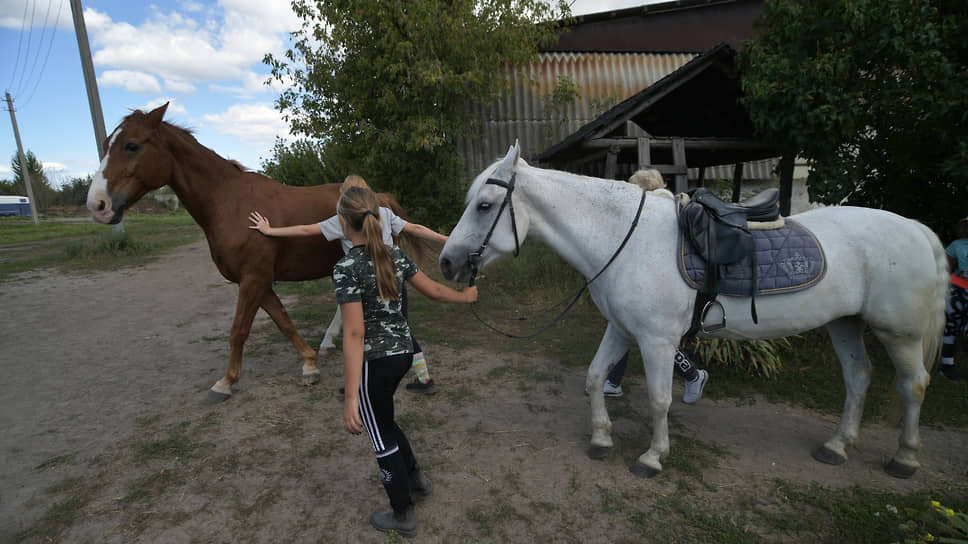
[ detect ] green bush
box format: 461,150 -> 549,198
689,336 -> 792,379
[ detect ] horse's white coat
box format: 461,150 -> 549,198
440,143 -> 948,477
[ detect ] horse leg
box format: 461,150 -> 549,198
586,323 -> 630,460
260,287 -> 320,386
318,306 -> 342,354
870,328 -> 929,478
209,277 -> 267,401
813,317 -> 871,466
630,341 -> 675,478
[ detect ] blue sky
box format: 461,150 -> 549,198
0,0 -> 658,188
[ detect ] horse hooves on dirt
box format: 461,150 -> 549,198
587,445 -> 610,460
302,373 -> 321,386
206,389 -> 232,403
629,461 -> 660,479
884,459 -> 918,479
811,445 -> 847,466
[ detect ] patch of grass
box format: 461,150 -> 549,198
133,422 -> 212,462
15,494 -> 88,542
121,468 -> 182,504
0,211 -> 202,281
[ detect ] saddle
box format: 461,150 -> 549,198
678,187 -> 780,336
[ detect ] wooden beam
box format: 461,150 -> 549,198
672,138 -> 688,193
731,162 -> 743,202
604,144 -> 620,179
778,154 -> 794,216
637,137 -> 651,170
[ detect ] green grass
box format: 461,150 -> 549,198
0,211 -> 202,281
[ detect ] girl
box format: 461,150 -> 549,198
332,186 -> 476,536
249,175 -> 447,393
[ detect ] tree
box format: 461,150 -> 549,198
265,0 -> 570,227
260,138 -> 346,187
739,0 -> 968,239
10,151 -> 54,211
52,176 -> 92,207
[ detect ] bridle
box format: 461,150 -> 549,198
466,172 -> 647,339
467,173 -> 519,287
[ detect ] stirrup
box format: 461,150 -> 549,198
700,299 -> 726,333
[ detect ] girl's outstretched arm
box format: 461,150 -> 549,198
408,270 -> 477,304
248,211 -> 321,237
340,301 -> 365,435
401,222 -> 448,245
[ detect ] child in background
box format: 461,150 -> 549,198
941,216 -> 968,381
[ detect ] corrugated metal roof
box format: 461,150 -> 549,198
456,51 -> 697,183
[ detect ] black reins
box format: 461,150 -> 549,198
467,175 -> 647,339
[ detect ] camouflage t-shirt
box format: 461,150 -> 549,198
333,245 -> 418,361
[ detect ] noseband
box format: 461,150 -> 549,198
467,173 -> 518,286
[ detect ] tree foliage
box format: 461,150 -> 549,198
9,151 -> 55,211
265,0 -> 570,227
260,138 -> 347,187
739,0 -> 968,238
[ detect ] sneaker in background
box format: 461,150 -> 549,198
404,378 -> 437,394
603,380 -> 623,397
682,369 -> 708,404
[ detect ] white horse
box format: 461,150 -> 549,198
439,142 -> 947,479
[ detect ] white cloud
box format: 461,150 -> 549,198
0,0 -> 73,31
203,103 -> 290,144
132,98 -> 189,119
99,70 -> 163,94
42,161 -> 68,173
84,0 -> 299,95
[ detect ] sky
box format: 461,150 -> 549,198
0,0 -> 663,188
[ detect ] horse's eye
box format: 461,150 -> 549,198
123,142 -> 140,153
477,202 -> 492,212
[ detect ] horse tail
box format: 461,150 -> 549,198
915,221 -> 948,375
377,192 -> 428,262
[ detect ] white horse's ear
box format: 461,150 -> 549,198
494,140 -> 520,181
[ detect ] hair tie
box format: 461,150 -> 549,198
364,210 -> 378,219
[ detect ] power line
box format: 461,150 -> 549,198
20,0 -> 64,110
7,0 -> 32,93
13,0 -> 41,98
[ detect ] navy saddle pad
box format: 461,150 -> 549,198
678,219 -> 827,296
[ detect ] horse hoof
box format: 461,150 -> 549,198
587,445 -> 610,460
811,445 -> 847,466
629,461 -> 661,479
884,459 -> 918,479
206,389 -> 231,403
302,373 -> 320,386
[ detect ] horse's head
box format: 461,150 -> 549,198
440,140 -> 529,283
87,103 -> 174,224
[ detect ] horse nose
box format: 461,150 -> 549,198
439,257 -> 454,280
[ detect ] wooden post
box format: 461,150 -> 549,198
696,166 -> 706,188
636,137 -> 651,170
731,162 -> 743,202
672,138 -> 688,193
4,93 -> 40,224
604,144 -> 620,179
778,154 -> 794,216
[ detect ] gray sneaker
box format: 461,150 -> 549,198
682,369 -> 707,404
410,469 -> 433,498
603,380 -> 623,397
370,506 -> 416,537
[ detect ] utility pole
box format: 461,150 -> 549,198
70,0 -> 106,159
71,0 -> 122,230
5,93 -> 40,225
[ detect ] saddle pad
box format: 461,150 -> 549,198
678,219 -> 826,296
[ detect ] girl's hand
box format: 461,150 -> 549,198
248,211 -> 271,234
464,285 -> 478,303
343,396 -> 363,434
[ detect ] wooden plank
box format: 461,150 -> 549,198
637,137 -> 651,170
672,138 -> 688,193
778,154 -> 794,216
731,162 -> 743,202
604,145 -> 619,179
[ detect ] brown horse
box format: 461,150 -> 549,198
86,102 -> 416,401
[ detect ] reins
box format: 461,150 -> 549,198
467,179 -> 647,339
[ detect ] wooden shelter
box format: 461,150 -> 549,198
535,43 -> 796,216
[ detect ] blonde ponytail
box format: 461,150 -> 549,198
337,186 -> 398,301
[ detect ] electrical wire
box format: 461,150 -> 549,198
19,0 -> 64,110
7,0 -> 32,93
13,0 -> 40,98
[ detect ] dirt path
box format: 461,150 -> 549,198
1,239 -> 966,543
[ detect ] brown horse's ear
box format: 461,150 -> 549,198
146,102 -> 169,128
